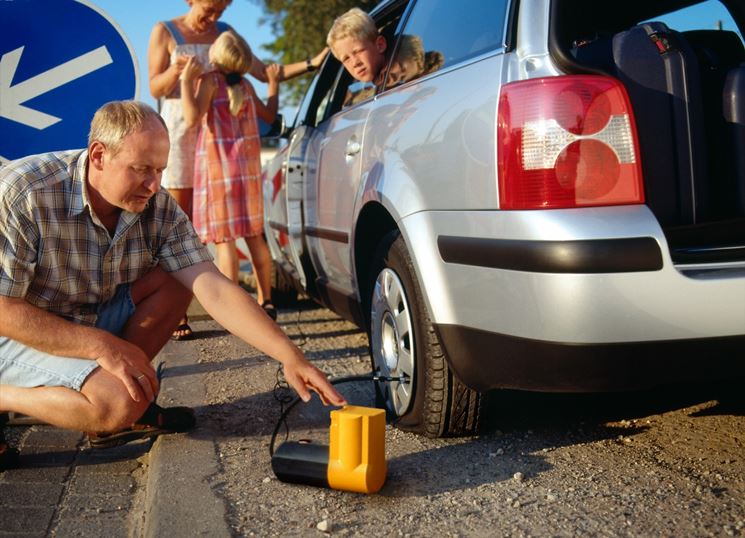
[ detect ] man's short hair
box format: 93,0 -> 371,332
88,101 -> 167,156
327,7 -> 377,55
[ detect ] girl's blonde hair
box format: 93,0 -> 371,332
210,30 -> 253,116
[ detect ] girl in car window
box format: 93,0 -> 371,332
179,29 -> 280,320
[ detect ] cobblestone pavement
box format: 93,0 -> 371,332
0,425 -> 148,537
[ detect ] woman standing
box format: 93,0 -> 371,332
148,0 -> 326,339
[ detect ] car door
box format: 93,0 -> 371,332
305,2 -> 409,314
264,73 -> 327,290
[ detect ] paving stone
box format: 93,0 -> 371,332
0,482 -> 64,507
73,458 -> 141,476
22,428 -> 83,449
61,493 -> 132,514
76,441 -> 150,464
17,445 -> 76,467
51,512 -> 129,537
0,506 -> 55,534
68,471 -> 135,495
1,465 -> 70,484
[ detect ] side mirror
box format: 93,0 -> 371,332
259,114 -> 289,139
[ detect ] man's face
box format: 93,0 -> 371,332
334,35 -> 387,83
91,120 -> 169,214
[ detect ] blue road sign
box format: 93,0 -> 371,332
0,0 -> 138,163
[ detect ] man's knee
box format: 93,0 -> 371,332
83,371 -> 150,432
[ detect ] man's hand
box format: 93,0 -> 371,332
283,355 -> 347,406
94,335 -> 159,403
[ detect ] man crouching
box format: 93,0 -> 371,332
0,101 -> 345,467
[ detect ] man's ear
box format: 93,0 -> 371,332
376,35 -> 387,54
88,141 -> 106,171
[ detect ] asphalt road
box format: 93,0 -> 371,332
177,298 -> 745,537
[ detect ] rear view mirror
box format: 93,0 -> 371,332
259,114 -> 288,139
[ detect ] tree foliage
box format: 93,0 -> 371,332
250,0 -> 378,103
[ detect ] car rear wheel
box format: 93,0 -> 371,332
369,232 -> 483,437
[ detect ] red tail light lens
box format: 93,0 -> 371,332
497,76 -> 644,209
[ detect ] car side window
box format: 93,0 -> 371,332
320,3 -> 408,118
293,71 -> 322,128
385,0 -> 508,89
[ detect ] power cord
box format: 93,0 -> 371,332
269,368 -> 408,456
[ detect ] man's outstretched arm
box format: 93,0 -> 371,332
173,262 -> 347,406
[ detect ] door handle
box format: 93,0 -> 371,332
345,139 -> 361,157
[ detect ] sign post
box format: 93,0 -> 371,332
0,0 -> 138,163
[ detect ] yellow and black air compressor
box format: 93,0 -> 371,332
271,405 -> 387,494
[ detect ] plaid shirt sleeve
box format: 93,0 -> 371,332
149,190 -> 213,272
0,168 -> 39,298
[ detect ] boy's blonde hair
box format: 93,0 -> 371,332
210,29 -> 253,116
326,7 -> 377,58
89,101 -> 167,156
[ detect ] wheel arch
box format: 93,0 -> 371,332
354,202 -> 399,324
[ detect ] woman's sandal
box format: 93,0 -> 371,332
171,316 -> 194,341
261,300 -> 278,321
87,403 -> 196,450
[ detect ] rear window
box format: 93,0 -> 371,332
649,0 -> 742,38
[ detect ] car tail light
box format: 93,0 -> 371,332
497,75 -> 644,209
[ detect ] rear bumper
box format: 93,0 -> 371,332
401,206 -> 745,343
435,324 -> 745,392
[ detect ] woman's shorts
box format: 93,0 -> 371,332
0,284 -> 135,391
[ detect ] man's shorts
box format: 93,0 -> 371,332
0,284 -> 135,391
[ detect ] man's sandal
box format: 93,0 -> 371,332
0,417 -> 19,471
87,403 -> 196,449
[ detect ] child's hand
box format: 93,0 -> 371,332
180,55 -> 203,82
310,47 -> 330,70
266,63 -> 281,84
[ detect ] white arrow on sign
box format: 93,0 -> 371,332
0,45 -> 113,130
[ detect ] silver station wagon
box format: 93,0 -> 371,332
263,0 -> 745,437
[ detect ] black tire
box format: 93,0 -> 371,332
368,231 -> 482,437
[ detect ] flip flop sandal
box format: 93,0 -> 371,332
87,404 -> 196,450
261,300 -> 278,321
171,320 -> 194,341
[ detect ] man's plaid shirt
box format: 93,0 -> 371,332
0,149 -> 213,326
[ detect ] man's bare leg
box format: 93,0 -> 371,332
0,368 -> 149,433
123,267 -> 193,359
165,188 -> 195,340
0,268 -> 193,432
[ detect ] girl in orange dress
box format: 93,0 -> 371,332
181,29 -> 279,320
